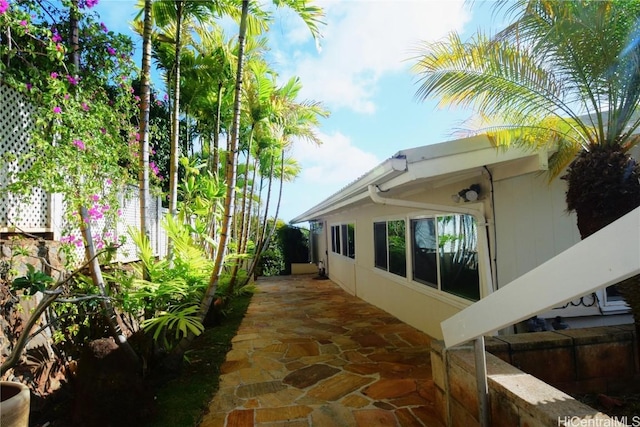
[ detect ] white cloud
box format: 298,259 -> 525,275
291,130 -> 380,188
280,130 -> 381,221
274,0 -> 472,114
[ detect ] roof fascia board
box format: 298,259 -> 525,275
291,135 -> 547,223
378,145 -> 543,192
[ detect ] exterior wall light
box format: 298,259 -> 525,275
454,183 -> 482,203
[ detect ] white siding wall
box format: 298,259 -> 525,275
492,172 -> 581,287
321,177 -> 491,339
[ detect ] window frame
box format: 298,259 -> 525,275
410,213 -> 481,302
330,222 -> 356,260
373,219 -> 407,278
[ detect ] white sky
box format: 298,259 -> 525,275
95,0 -> 500,224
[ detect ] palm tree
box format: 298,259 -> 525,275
412,0 -> 640,335
245,79 -> 327,282
186,0 -> 325,354
138,0 -> 153,242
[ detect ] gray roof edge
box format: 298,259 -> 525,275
290,134 -> 502,224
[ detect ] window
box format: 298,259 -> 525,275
310,221 -> 324,263
331,223 -> 356,259
331,225 -> 340,254
411,214 -> 480,301
373,220 -> 406,277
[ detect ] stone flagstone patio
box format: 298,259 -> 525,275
198,274 -> 444,427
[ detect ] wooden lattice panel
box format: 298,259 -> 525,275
0,83 -> 49,231
1,84 -> 168,262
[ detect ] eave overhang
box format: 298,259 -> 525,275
290,134 -> 549,224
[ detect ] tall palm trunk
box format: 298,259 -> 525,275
243,155 -> 260,262
171,0 -> 250,360
245,148 -> 285,283
138,0 -> 153,243
238,125 -> 256,254
168,0 -> 184,234
208,81 -> 223,177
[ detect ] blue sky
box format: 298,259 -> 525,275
94,0 -> 502,224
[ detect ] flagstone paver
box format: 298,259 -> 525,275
198,275 -> 444,427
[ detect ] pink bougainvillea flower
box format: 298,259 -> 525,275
55,43 -> 63,52
100,22 -> 108,33
50,72 -> 58,79
26,83 -> 32,91
52,32 -> 62,43
106,178 -> 113,185
90,194 -> 100,202
78,0 -> 98,8
72,139 -> 85,150
53,106 -> 62,114
66,75 -> 78,85
64,93 -> 70,100
150,162 -> 160,177
88,206 -> 103,220
100,204 -> 110,213
81,102 -> 89,111
100,128 -> 106,135
107,46 -> 116,56
0,0 -> 9,15
117,209 -> 123,217
19,20 -> 27,27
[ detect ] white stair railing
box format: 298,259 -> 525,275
442,206 -> 640,348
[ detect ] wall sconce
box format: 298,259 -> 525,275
452,183 -> 481,203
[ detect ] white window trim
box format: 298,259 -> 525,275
329,221 -> 356,260
372,208 -> 493,303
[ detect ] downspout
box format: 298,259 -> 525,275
483,166 -> 499,292
367,184 -> 491,427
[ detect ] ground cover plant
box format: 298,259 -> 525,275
146,292 -> 252,427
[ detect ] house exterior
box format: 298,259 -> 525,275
291,135 -> 634,340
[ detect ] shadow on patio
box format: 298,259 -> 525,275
198,274 -> 443,427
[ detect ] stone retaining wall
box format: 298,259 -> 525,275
485,326 -> 639,395
431,326 -> 639,427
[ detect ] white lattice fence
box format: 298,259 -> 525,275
0,84 -> 50,231
0,83 -> 168,262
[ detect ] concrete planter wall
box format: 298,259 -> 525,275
485,325 -> 639,395
0,381 -> 30,427
430,326 -> 638,426
290,263 -> 318,275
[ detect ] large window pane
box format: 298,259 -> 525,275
438,214 -> 480,301
374,222 -> 387,269
310,221 -> 323,263
347,224 -> 355,259
333,225 -> 341,254
411,218 -> 437,288
341,224 -> 348,256
387,220 -> 406,277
